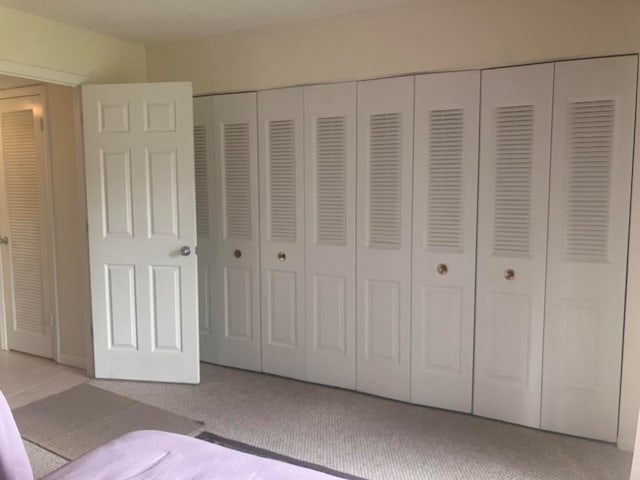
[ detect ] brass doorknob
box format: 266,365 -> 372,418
437,263 -> 448,275
234,249 -> 242,258
504,269 -> 515,281
278,252 -> 286,262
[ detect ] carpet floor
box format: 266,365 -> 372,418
27,362 -> 632,479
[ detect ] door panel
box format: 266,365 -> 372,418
304,82 -> 356,389
357,76 -> 413,401
193,96 -> 216,362
259,88 -> 306,380
411,71 -> 479,412
83,82 -> 198,383
0,93 -> 54,358
474,64 -> 553,427
542,56 -> 637,441
209,93 -> 261,370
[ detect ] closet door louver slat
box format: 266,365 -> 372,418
411,71 -> 479,413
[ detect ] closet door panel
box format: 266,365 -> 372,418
542,56 -> 637,441
357,76 -> 414,401
304,82 -> 357,389
474,64 -> 554,428
258,88 -> 306,380
211,93 -> 261,370
193,96 -> 217,363
411,71 -> 480,412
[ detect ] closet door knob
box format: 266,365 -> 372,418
437,263 -> 448,275
234,249 -> 242,258
278,252 -> 286,262
504,269 -> 515,281
0,236 -> 7,245
180,246 -> 191,257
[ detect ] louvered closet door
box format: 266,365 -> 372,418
210,93 -> 261,370
541,56 -> 637,442
0,93 -> 54,358
193,96 -> 217,363
474,64 -> 553,428
357,76 -> 414,401
411,71 -> 479,412
258,88 -> 306,380
304,82 -> 356,389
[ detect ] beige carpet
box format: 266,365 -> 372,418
14,383 -> 202,460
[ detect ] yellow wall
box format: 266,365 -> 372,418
0,6 -> 145,83
146,0 -> 640,451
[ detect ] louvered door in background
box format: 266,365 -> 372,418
357,76 -> 414,401
411,71 -> 479,412
542,56 -> 637,441
210,93 -> 261,370
193,96 -> 217,362
474,64 -> 554,427
0,93 -> 54,358
258,88 -> 306,380
304,82 -> 357,389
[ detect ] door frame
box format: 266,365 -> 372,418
0,85 -> 59,360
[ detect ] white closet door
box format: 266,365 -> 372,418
210,93 -> 261,370
542,56 -> 637,441
258,88 -> 306,380
411,71 -> 479,412
357,76 -> 414,401
193,96 -> 217,363
304,82 -> 356,389
474,64 -> 553,427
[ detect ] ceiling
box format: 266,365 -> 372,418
0,0 -> 414,45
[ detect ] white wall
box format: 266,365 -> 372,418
45,84 -> 91,369
146,0 -> 640,450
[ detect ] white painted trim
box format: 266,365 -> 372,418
0,59 -> 87,87
58,353 -> 86,369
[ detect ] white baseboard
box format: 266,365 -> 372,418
618,433 -> 635,452
58,353 -> 85,370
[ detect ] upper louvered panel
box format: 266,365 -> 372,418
426,108 -> 464,253
2,109 -> 45,333
315,116 -> 346,246
268,119 -> 297,242
368,113 -> 402,249
194,125 -> 209,238
564,99 -> 615,262
493,105 -> 534,258
224,123 -> 252,240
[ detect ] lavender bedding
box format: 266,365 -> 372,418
40,429 -> 343,480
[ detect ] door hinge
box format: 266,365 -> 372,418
195,245 -> 199,255
49,313 -> 54,327
40,118 -> 44,131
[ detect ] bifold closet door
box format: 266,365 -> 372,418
474,64 -> 553,428
357,76 -> 414,401
208,93 -> 261,370
193,96 -> 217,363
542,56 -> 637,442
304,83 -> 357,389
258,88 -> 306,380
411,71 -> 480,412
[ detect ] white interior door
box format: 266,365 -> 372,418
304,82 -> 356,389
474,64 -> 553,427
542,56 -> 637,441
210,92 -> 261,371
411,71 -> 479,412
193,96 -> 216,363
258,87 -> 306,380
83,82 -> 199,383
356,76 -> 414,402
0,91 -> 55,358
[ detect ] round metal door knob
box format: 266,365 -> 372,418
278,251 -> 286,262
504,269 -> 515,281
180,246 -> 191,257
234,249 -> 242,258
437,263 -> 448,275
